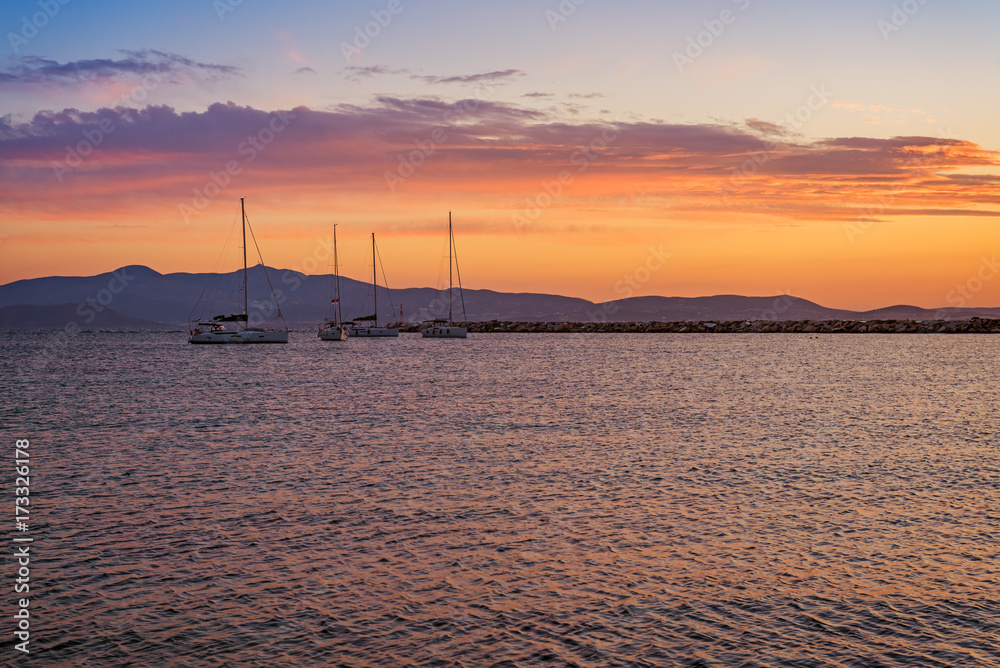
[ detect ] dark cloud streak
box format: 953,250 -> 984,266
412,69 -> 524,85
342,65 -> 524,86
0,50 -> 240,87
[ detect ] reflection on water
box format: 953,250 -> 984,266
3,331 -> 1000,666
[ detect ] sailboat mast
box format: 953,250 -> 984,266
372,232 -> 377,327
241,197 -> 248,320
448,212 -> 453,324
333,224 -> 342,325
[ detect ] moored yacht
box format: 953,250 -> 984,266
189,198 -> 288,344
349,232 -> 399,337
318,223 -> 349,341
422,212 -> 467,339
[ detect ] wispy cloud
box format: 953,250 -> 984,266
342,65 -> 524,86
833,101 -> 931,127
276,28 -> 306,65
342,64 -> 412,83
412,69 -> 524,85
745,118 -> 791,137
0,50 -> 239,87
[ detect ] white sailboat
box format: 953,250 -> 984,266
348,232 -> 399,337
318,224 -> 348,341
188,198 -> 289,344
422,212 -> 467,339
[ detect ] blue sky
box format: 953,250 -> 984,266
5,0 -> 996,143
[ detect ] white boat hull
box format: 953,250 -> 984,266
318,326 -> 348,341
350,327 -> 399,337
422,326 -> 467,338
189,330 -> 288,344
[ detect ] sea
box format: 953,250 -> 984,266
2,330 -> 999,667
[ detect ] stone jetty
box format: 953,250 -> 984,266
395,318 -> 1000,334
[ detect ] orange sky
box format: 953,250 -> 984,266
2,102 -> 999,309
3,2 -> 1000,310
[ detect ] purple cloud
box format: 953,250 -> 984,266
0,50 -> 239,87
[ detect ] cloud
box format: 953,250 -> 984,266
834,101 -> 931,128
276,28 -> 306,65
0,97 -> 996,226
0,50 -> 239,87
745,118 -> 790,137
342,64 -> 412,83
342,66 -> 524,86
294,66 -> 317,75
411,69 -> 524,85
873,209 -> 1000,217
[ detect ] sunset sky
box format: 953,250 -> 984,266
1,0 -> 999,309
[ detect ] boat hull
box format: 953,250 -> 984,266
422,326 -> 467,339
350,327 -> 399,337
318,326 -> 348,341
189,330 -> 288,344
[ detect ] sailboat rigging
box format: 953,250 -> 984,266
188,198 -> 289,344
348,232 -> 399,337
422,212 -> 467,339
318,224 -> 348,341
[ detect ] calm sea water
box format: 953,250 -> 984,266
2,331 -> 999,667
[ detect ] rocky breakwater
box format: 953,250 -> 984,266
398,319 -> 1000,333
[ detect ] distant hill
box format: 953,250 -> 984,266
0,303 -> 167,329
602,296 -> 1000,323
2,265 -> 1000,328
595,295 -> 854,322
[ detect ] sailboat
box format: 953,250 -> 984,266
422,212 -> 467,339
318,224 -> 348,341
188,198 -> 289,344
347,232 -> 399,337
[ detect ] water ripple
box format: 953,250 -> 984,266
3,331 -> 1000,665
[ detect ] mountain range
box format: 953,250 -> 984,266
1,265 -> 998,329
